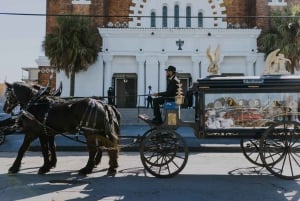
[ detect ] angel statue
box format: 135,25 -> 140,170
264,49 -> 291,74
206,44 -> 221,75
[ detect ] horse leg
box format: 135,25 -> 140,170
79,134 -> 97,176
94,147 -> 102,167
8,135 -> 37,174
37,135 -> 52,174
48,136 -> 57,169
107,148 -> 119,176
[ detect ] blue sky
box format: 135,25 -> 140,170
0,0 -> 46,82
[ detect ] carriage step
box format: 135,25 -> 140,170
138,114 -> 151,121
138,114 -> 154,125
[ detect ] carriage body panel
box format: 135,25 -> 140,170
192,75 -> 300,138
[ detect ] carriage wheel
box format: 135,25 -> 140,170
0,131 -> 5,145
140,129 -> 189,178
240,138 -> 264,166
260,121 -> 300,179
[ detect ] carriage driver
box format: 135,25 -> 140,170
151,65 -> 180,124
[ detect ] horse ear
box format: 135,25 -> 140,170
52,81 -> 63,96
4,81 -> 12,88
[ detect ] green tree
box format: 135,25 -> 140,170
43,16 -> 101,96
259,6 -> 300,74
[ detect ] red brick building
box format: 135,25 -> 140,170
45,0 -> 298,31
38,0 -> 298,104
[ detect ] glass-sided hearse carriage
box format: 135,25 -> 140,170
139,74 -> 300,179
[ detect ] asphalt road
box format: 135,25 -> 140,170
0,151 -> 299,201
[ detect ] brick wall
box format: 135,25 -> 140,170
106,0 -> 131,24
46,0 -> 117,32
38,67 -> 56,89
46,0 -> 300,31
224,0 -> 249,24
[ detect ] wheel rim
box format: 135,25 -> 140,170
260,121 -> 300,179
240,138 -> 263,166
140,129 -> 189,178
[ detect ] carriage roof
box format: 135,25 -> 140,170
193,74 -> 300,90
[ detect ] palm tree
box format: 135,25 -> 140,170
259,6 -> 300,74
43,16 -> 101,96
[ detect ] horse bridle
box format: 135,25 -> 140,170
4,88 -> 19,113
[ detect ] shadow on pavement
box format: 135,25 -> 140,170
0,165 -> 299,201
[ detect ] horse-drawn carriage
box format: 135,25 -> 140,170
138,74 -> 300,179
2,75 -> 300,180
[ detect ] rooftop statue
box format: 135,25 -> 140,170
264,49 -> 291,75
206,44 -> 221,75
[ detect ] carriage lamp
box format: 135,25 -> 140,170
175,83 -> 184,105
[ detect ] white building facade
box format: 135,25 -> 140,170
44,0 -> 265,107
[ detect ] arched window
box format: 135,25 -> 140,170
174,5 -> 179,27
198,12 -> 203,27
162,6 -> 168,28
151,11 -> 156,27
186,6 -> 191,27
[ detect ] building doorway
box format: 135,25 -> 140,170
114,73 -> 137,108
177,73 -> 192,108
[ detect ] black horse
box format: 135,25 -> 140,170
3,82 -> 120,176
3,82 -> 60,170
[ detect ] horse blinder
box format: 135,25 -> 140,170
3,89 -> 18,114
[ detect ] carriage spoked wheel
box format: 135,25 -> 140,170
241,137 -> 283,167
140,128 -> 189,178
259,120 -> 300,179
0,130 -> 5,145
240,138 -> 264,166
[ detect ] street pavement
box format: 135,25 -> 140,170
2,125 -> 300,200
0,151 -> 299,201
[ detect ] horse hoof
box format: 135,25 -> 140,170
8,170 -> 17,175
78,171 -> 87,176
50,163 -> 57,169
38,167 -> 50,174
78,168 -> 92,176
8,167 -> 19,174
107,168 -> 117,176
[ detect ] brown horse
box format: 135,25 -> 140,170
3,82 -> 120,176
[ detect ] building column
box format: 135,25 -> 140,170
136,55 -> 146,106
246,54 -> 258,76
145,56 -> 160,93
158,56 -> 168,92
191,56 -> 201,83
103,54 -> 113,96
199,55 -> 209,78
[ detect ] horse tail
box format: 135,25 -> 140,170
108,105 -> 121,129
103,104 -> 120,143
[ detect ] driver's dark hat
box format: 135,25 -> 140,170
165,65 -> 176,72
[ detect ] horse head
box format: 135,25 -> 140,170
3,82 -> 38,113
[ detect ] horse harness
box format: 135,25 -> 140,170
22,97 -> 113,139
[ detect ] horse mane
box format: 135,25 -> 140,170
12,82 -> 38,107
